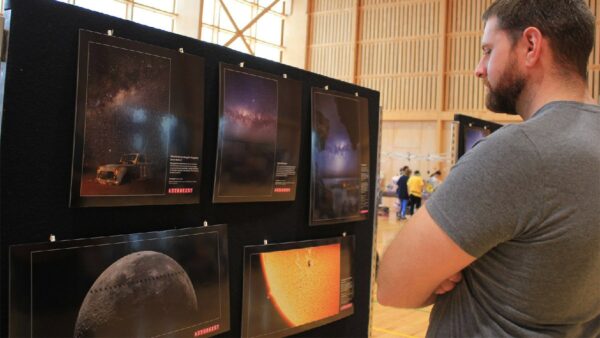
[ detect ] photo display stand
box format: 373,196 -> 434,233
241,235 -> 355,338
0,0 -> 380,336
454,114 -> 503,159
9,224 -> 230,338
70,30 -> 205,207
213,63 -> 302,203
310,88 -> 370,225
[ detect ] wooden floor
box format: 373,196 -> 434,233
370,212 -> 431,338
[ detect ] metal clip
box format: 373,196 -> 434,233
263,239 -> 268,245
324,85 -> 329,90
283,73 -> 288,79
49,234 -> 56,242
342,232 -> 347,237
239,62 -> 245,68
107,29 -> 114,36
179,48 -> 184,54
203,221 -> 208,227
354,92 -> 359,97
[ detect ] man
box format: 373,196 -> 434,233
377,1 -> 600,337
396,168 -> 410,219
406,170 -> 424,215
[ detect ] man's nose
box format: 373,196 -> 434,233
474,59 -> 486,78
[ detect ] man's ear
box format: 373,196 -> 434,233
522,27 -> 543,67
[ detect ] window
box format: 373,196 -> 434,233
54,0 -> 290,63
201,0 -> 290,62
56,0 -> 176,32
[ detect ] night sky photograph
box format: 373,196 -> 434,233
216,68 -> 279,197
79,41 -> 172,196
311,92 -> 362,222
464,126 -> 491,153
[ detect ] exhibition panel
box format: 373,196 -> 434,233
0,0 -> 380,336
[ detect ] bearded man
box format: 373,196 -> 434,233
377,1 -> 600,337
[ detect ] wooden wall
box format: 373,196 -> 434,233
307,0 -> 600,182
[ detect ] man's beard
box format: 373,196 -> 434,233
485,60 -> 525,115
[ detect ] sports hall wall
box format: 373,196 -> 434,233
0,0 -> 380,336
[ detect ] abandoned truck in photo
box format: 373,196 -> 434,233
96,153 -> 151,185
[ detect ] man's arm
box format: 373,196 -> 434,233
377,205 -> 476,308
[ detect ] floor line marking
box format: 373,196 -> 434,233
372,326 -> 420,338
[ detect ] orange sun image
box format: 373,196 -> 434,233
260,243 -> 341,328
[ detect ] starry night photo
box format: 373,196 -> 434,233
216,68 -> 278,197
311,92 -> 362,223
79,41 -> 171,197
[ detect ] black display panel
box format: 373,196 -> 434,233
213,63 -> 302,203
241,236 -> 355,338
454,114 -> 503,159
9,225 -> 230,338
70,30 -> 204,207
310,88 -> 370,225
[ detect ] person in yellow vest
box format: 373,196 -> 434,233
407,170 -> 424,215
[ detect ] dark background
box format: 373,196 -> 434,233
0,0 -> 380,337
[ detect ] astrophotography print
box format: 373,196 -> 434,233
71,30 -> 205,207
242,240 -> 342,338
9,226 -> 230,338
311,90 -> 365,224
79,41 -> 170,196
215,68 -> 278,198
464,126 -> 491,153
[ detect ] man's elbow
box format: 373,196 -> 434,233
376,279 -> 407,308
376,278 -> 432,308
376,284 -> 396,307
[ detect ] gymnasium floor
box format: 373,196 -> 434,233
370,208 -> 431,338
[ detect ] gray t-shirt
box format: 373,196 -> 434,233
426,101 -> 600,337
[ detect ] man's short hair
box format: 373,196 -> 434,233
482,0 -> 595,80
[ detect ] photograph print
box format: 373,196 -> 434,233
310,88 -> 370,225
464,125 -> 491,153
9,225 -> 230,338
213,63 -> 302,203
454,114 -> 503,160
70,30 -> 204,207
241,237 -> 354,338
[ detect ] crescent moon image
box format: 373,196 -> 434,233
74,251 -> 197,337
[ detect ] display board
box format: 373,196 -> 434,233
213,63 -> 301,203
0,0 -> 380,336
70,30 -> 205,207
454,114 -> 503,159
241,236 -> 354,338
310,88 -> 370,225
9,224 -> 230,338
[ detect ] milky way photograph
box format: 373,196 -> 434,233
213,64 -> 302,203
70,30 -> 204,207
81,41 -> 170,195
